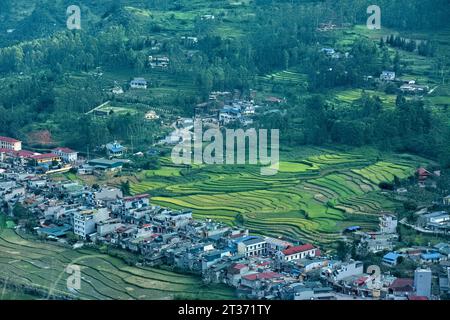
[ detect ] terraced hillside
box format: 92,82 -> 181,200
126,149 -> 427,245
0,226 -> 234,300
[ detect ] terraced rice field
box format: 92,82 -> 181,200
128,150 -> 424,245
260,70 -> 307,86
0,227 -> 234,300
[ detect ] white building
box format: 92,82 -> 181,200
237,236 -> 268,257
130,78 -> 148,89
414,268 -> 432,298
278,244 -> 318,262
52,147 -> 78,163
379,213 -> 398,234
380,71 -> 396,81
0,136 -> 22,151
322,260 -> 364,282
73,208 -> 110,239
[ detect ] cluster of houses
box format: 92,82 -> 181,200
0,136 -> 77,174
218,99 -> 257,126
375,71 -> 430,94
2,148 -> 449,300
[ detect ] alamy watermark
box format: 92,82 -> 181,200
66,264 -> 81,290
367,5 -> 381,30
171,120 -> 279,176
67,5 -> 81,30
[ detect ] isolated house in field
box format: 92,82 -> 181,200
380,71 -> 396,81
400,84 -> 429,94
111,86 -> 124,94
148,56 -> 170,69
181,36 -> 198,47
201,14 -> 215,20
130,78 -> 148,89
320,48 -> 336,57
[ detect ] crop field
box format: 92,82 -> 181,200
0,227 -> 234,300
127,149 -> 426,245
259,70 -> 308,86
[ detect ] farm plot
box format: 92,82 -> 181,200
129,150 -> 422,245
0,228 -> 235,300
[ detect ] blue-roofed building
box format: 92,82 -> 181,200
106,141 -> 125,158
382,252 -> 401,266
421,252 -> 445,264
344,226 -> 361,233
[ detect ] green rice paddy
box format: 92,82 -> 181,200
127,149 -> 425,245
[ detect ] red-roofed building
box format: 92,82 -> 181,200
52,147 -> 78,163
388,278 -> 414,296
417,168 -> 432,180
0,136 -> 22,151
278,244 -> 318,262
241,271 -> 282,289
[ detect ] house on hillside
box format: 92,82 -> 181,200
443,195 -> 450,206
148,56 -> 170,69
130,78 -> 148,89
400,84 -> 429,94
380,71 -> 396,81
106,141 -> 125,158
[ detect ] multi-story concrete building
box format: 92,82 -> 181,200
0,136 -> 22,151
237,236 -> 268,257
414,268 -> 432,299
73,208 -> 110,239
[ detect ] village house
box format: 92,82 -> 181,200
277,243 -> 318,262
52,147 -> 78,163
380,71 -> 396,81
388,278 -> 414,298
87,158 -> 124,174
148,56 -> 170,69
130,78 -> 148,89
181,36 -> 198,47
106,141 -> 125,158
236,236 -> 268,257
420,252 -> 446,264
444,195 -> 450,206
111,86 -> 124,95
0,136 -> 22,151
379,213 -> 398,234
382,252 -> 402,266
400,84 -> 429,94
73,208 -> 110,240
321,260 -> 364,283
145,110 -> 159,120
30,153 -> 61,165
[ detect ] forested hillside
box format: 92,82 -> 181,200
0,0 -> 449,165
